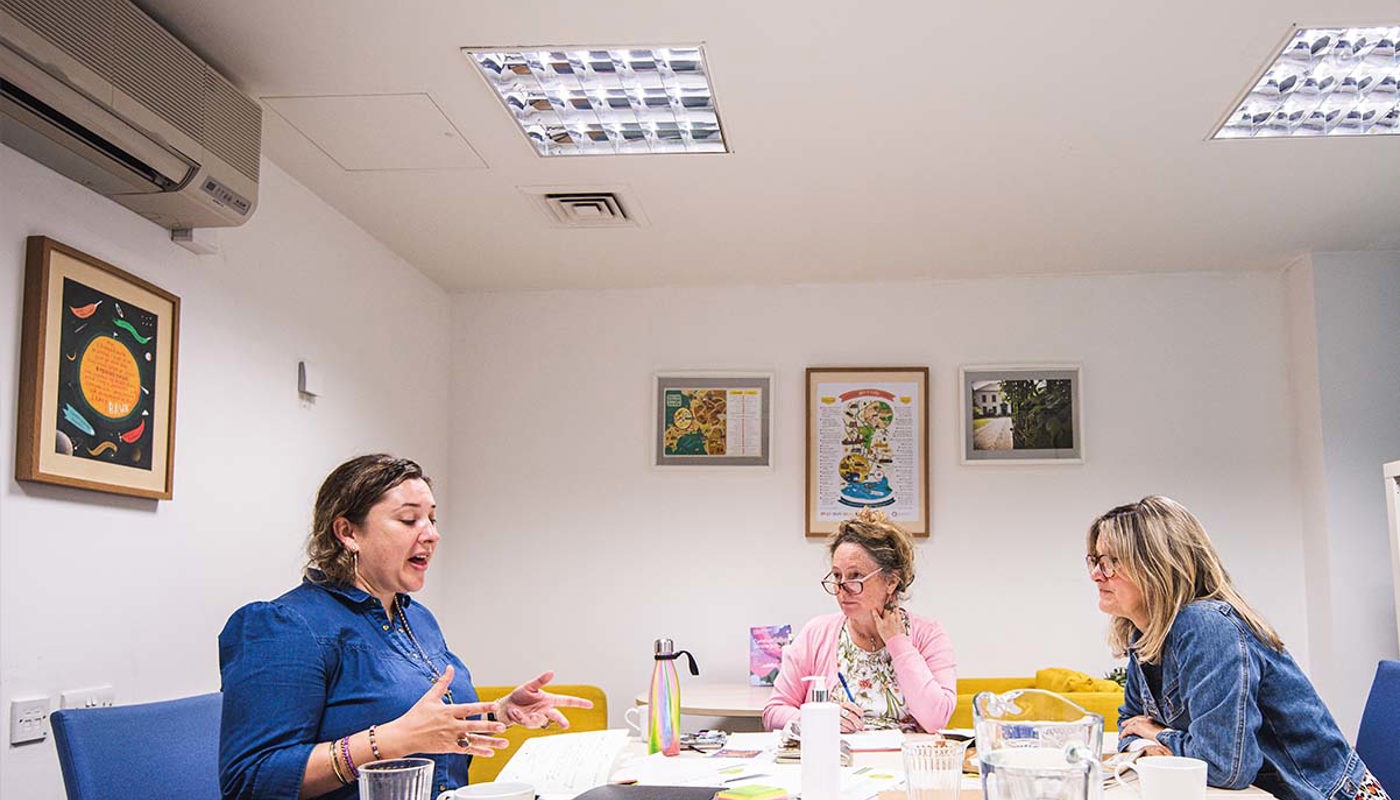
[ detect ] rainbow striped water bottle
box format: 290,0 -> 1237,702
647,638 -> 700,756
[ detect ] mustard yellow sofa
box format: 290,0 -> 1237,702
467,684 -> 608,783
948,669 -> 1125,731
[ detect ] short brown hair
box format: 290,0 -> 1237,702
828,507 -> 917,602
305,454 -> 429,586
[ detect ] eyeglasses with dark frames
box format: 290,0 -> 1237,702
821,569 -> 884,595
1085,553 -> 1120,578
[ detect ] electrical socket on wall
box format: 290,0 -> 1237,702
9,697 -> 51,744
60,685 -> 115,710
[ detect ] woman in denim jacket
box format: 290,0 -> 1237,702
1087,496 -> 1389,800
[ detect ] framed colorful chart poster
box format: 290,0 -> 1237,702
806,367 -> 928,538
654,373 -> 771,467
16,236 -> 180,499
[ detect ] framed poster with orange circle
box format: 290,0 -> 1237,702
16,236 -> 179,499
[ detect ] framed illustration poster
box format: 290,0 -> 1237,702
960,364 -> 1082,464
806,367 -> 928,538
654,373 -> 771,467
15,236 -> 180,499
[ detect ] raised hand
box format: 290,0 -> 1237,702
871,606 -> 904,647
496,670 -> 594,729
380,665 -> 509,757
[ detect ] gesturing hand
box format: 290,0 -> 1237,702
380,665 -> 509,758
495,670 -> 594,729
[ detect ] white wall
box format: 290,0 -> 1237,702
441,273 -> 1311,730
0,146 -> 451,799
1290,251 -> 1400,734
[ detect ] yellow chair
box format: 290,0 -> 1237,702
467,684 -> 608,783
948,670 -> 1124,731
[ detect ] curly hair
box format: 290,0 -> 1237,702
827,507 -> 917,603
304,454 -> 429,586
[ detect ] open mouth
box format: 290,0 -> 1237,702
408,553 -> 431,568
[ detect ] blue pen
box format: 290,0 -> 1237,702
837,671 -> 856,703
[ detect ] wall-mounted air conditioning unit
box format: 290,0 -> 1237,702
0,0 -> 261,229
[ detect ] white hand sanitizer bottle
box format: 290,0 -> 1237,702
800,675 -> 840,800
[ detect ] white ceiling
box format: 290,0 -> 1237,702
138,0 -> 1400,291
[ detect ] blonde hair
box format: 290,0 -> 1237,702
828,507 -> 917,604
1087,495 -> 1281,664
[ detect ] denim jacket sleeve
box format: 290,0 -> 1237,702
219,602 -> 329,800
1154,608 -> 1265,790
1116,655 -> 1147,752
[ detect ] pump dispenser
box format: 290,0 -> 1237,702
800,676 -> 840,800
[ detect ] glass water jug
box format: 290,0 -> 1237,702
973,689 -> 1104,800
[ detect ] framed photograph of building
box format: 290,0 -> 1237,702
960,364 -> 1082,464
654,373 -> 771,467
15,236 -> 180,499
806,367 -> 928,538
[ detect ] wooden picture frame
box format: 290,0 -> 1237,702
654,373 -> 772,467
960,364 -> 1082,464
805,367 -> 929,538
16,236 -> 180,499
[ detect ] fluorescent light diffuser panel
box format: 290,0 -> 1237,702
1215,26 -> 1400,138
465,46 -> 727,156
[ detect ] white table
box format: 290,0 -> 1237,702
613,730 -> 1275,799
633,683 -> 773,717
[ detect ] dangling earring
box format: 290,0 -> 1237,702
351,550 -> 359,577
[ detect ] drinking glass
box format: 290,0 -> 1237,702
902,739 -> 968,800
359,758 -> 434,800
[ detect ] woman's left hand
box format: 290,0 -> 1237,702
871,606 -> 903,646
1119,715 -> 1168,746
495,670 -> 594,729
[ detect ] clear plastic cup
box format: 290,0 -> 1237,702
902,739 -> 968,800
359,757 -> 434,800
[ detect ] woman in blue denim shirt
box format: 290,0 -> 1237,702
1087,496 -> 1389,800
219,455 -> 592,800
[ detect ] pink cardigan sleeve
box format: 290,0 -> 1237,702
762,614 -> 838,731
885,615 -> 958,732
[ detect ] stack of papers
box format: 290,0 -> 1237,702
498,729 -> 631,799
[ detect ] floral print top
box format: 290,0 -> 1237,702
836,612 -> 919,731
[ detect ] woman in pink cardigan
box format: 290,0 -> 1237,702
763,509 -> 957,733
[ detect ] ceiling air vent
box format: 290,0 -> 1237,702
545,192 -> 631,227
521,186 -> 647,228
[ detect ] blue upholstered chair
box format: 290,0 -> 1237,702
1356,659 -> 1400,794
51,692 -> 221,800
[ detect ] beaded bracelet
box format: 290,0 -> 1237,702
341,735 -> 359,780
368,724 -> 383,761
328,741 -> 349,785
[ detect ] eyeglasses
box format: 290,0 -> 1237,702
821,569 -> 884,595
1085,553 -> 1120,578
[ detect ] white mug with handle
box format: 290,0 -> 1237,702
1114,755 -> 1207,800
624,704 -> 650,741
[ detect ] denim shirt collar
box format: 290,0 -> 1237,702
302,570 -> 414,611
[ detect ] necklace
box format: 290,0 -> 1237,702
396,596 -> 453,703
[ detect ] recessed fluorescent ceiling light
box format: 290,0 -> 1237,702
1215,26 -> 1400,138
464,46 -> 726,156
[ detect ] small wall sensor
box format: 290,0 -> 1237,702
171,227 -> 220,255
298,361 -> 322,397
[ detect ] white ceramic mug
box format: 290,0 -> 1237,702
1114,755 -> 1207,800
624,704 -> 650,741
436,780 -> 535,800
